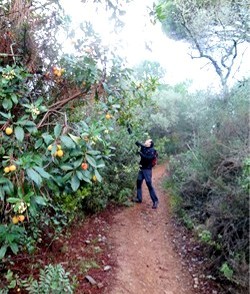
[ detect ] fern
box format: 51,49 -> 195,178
25,264 -> 75,294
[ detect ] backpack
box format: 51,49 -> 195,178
152,149 -> 158,167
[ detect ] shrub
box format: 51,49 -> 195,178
25,264 -> 75,294
165,80 -> 250,292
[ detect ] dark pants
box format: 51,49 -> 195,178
137,169 -> 158,204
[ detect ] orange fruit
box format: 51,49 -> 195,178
57,150 -> 64,157
4,167 -> 10,173
57,144 -> 62,150
47,144 -> 53,151
18,215 -> 25,222
12,216 -> 19,224
92,175 -> 97,182
5,127 -> 13,135
9,165 -> 16,172
81,163 -> 88,170
105,114 -> 111,120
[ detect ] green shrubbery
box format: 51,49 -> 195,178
162,80 -> 249,293
0,264 -> 75,293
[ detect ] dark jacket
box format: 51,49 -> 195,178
136,141 -> 155,169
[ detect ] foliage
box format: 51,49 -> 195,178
0,1 -> 158,292
0,269 -> 22,293
0,0 -> 160,273
78,260 -> 100,273
133,60 -> 166,82
86,126 -> 140,209
25,264 -> 75,294
154,0 -> 250,93
149,82 -> 206,154
0,224 -> 26,259
164,79 -> 250,292
220,262 -> 234,281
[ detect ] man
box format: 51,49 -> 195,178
134,139 -> 159,209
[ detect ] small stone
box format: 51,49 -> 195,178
97,282 -> 104,288
85,275 -> 97,285
104,265 -> 112,271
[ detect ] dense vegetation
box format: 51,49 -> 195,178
151,81 -> 249,293
0,0 -> 158,292
154,1 -> 249,292
0,0 -> 249,293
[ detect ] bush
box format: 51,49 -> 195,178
25,264 -> 75,294
165,80 -> 250,293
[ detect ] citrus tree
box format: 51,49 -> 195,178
0,0 -> 159,261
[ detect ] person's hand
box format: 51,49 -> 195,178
135,141 -> 140,147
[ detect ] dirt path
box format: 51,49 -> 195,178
6,164 -> 219,294
106,164 -> 195,294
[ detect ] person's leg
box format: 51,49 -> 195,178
143,169 -> 159,207
136,170 -> 144,202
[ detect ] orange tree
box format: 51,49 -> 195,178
0,1 -> 158,261
0,63 -> 157,259
0,61 -> 110,257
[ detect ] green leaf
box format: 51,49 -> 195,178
33,166 -> 51,179
0,188 -> 4,200
25,121 -> 37,133
35,138 -> 43,149
69,133 -> 81,144
82,169 -> 90,176
0,245 -> 7,259
86,150 -> 101,155
73,157 -> 82,169
6,197 -> 20,204
76,170 -> 83,180
26,168 -> 42,186
62,171 -> 73,182
60,135 -> 75,149
86,154 -> 96,167
14,126 -> 24,142
33,196 -> 47,206
11,93 -> 18,104
94,169 -> 102,182
81,170 -> 92,184
3,98 -> 12,110
71,175 -> 80,191
112,104 -> 121,109
24,121 -> 36,127
0,111 -> 11,119
60,164 -> 73,171
96,159 -> 105,168
8,279 -> 17,289
42,134 -> 54,145
79,120 -> 89,130
82,174 -> 92,184
10,243 -> 19,255
0,177 -> 12,184
54,124 -> 62,138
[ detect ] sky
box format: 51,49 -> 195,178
60,0 -> 250,93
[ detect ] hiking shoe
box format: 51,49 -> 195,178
132,198 -> 142,203
152,201 -> 158,209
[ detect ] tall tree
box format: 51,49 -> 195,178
133,60 -> 166,81
154,0 -> 249,96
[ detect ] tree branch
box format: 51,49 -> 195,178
36,91 -> 82,129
